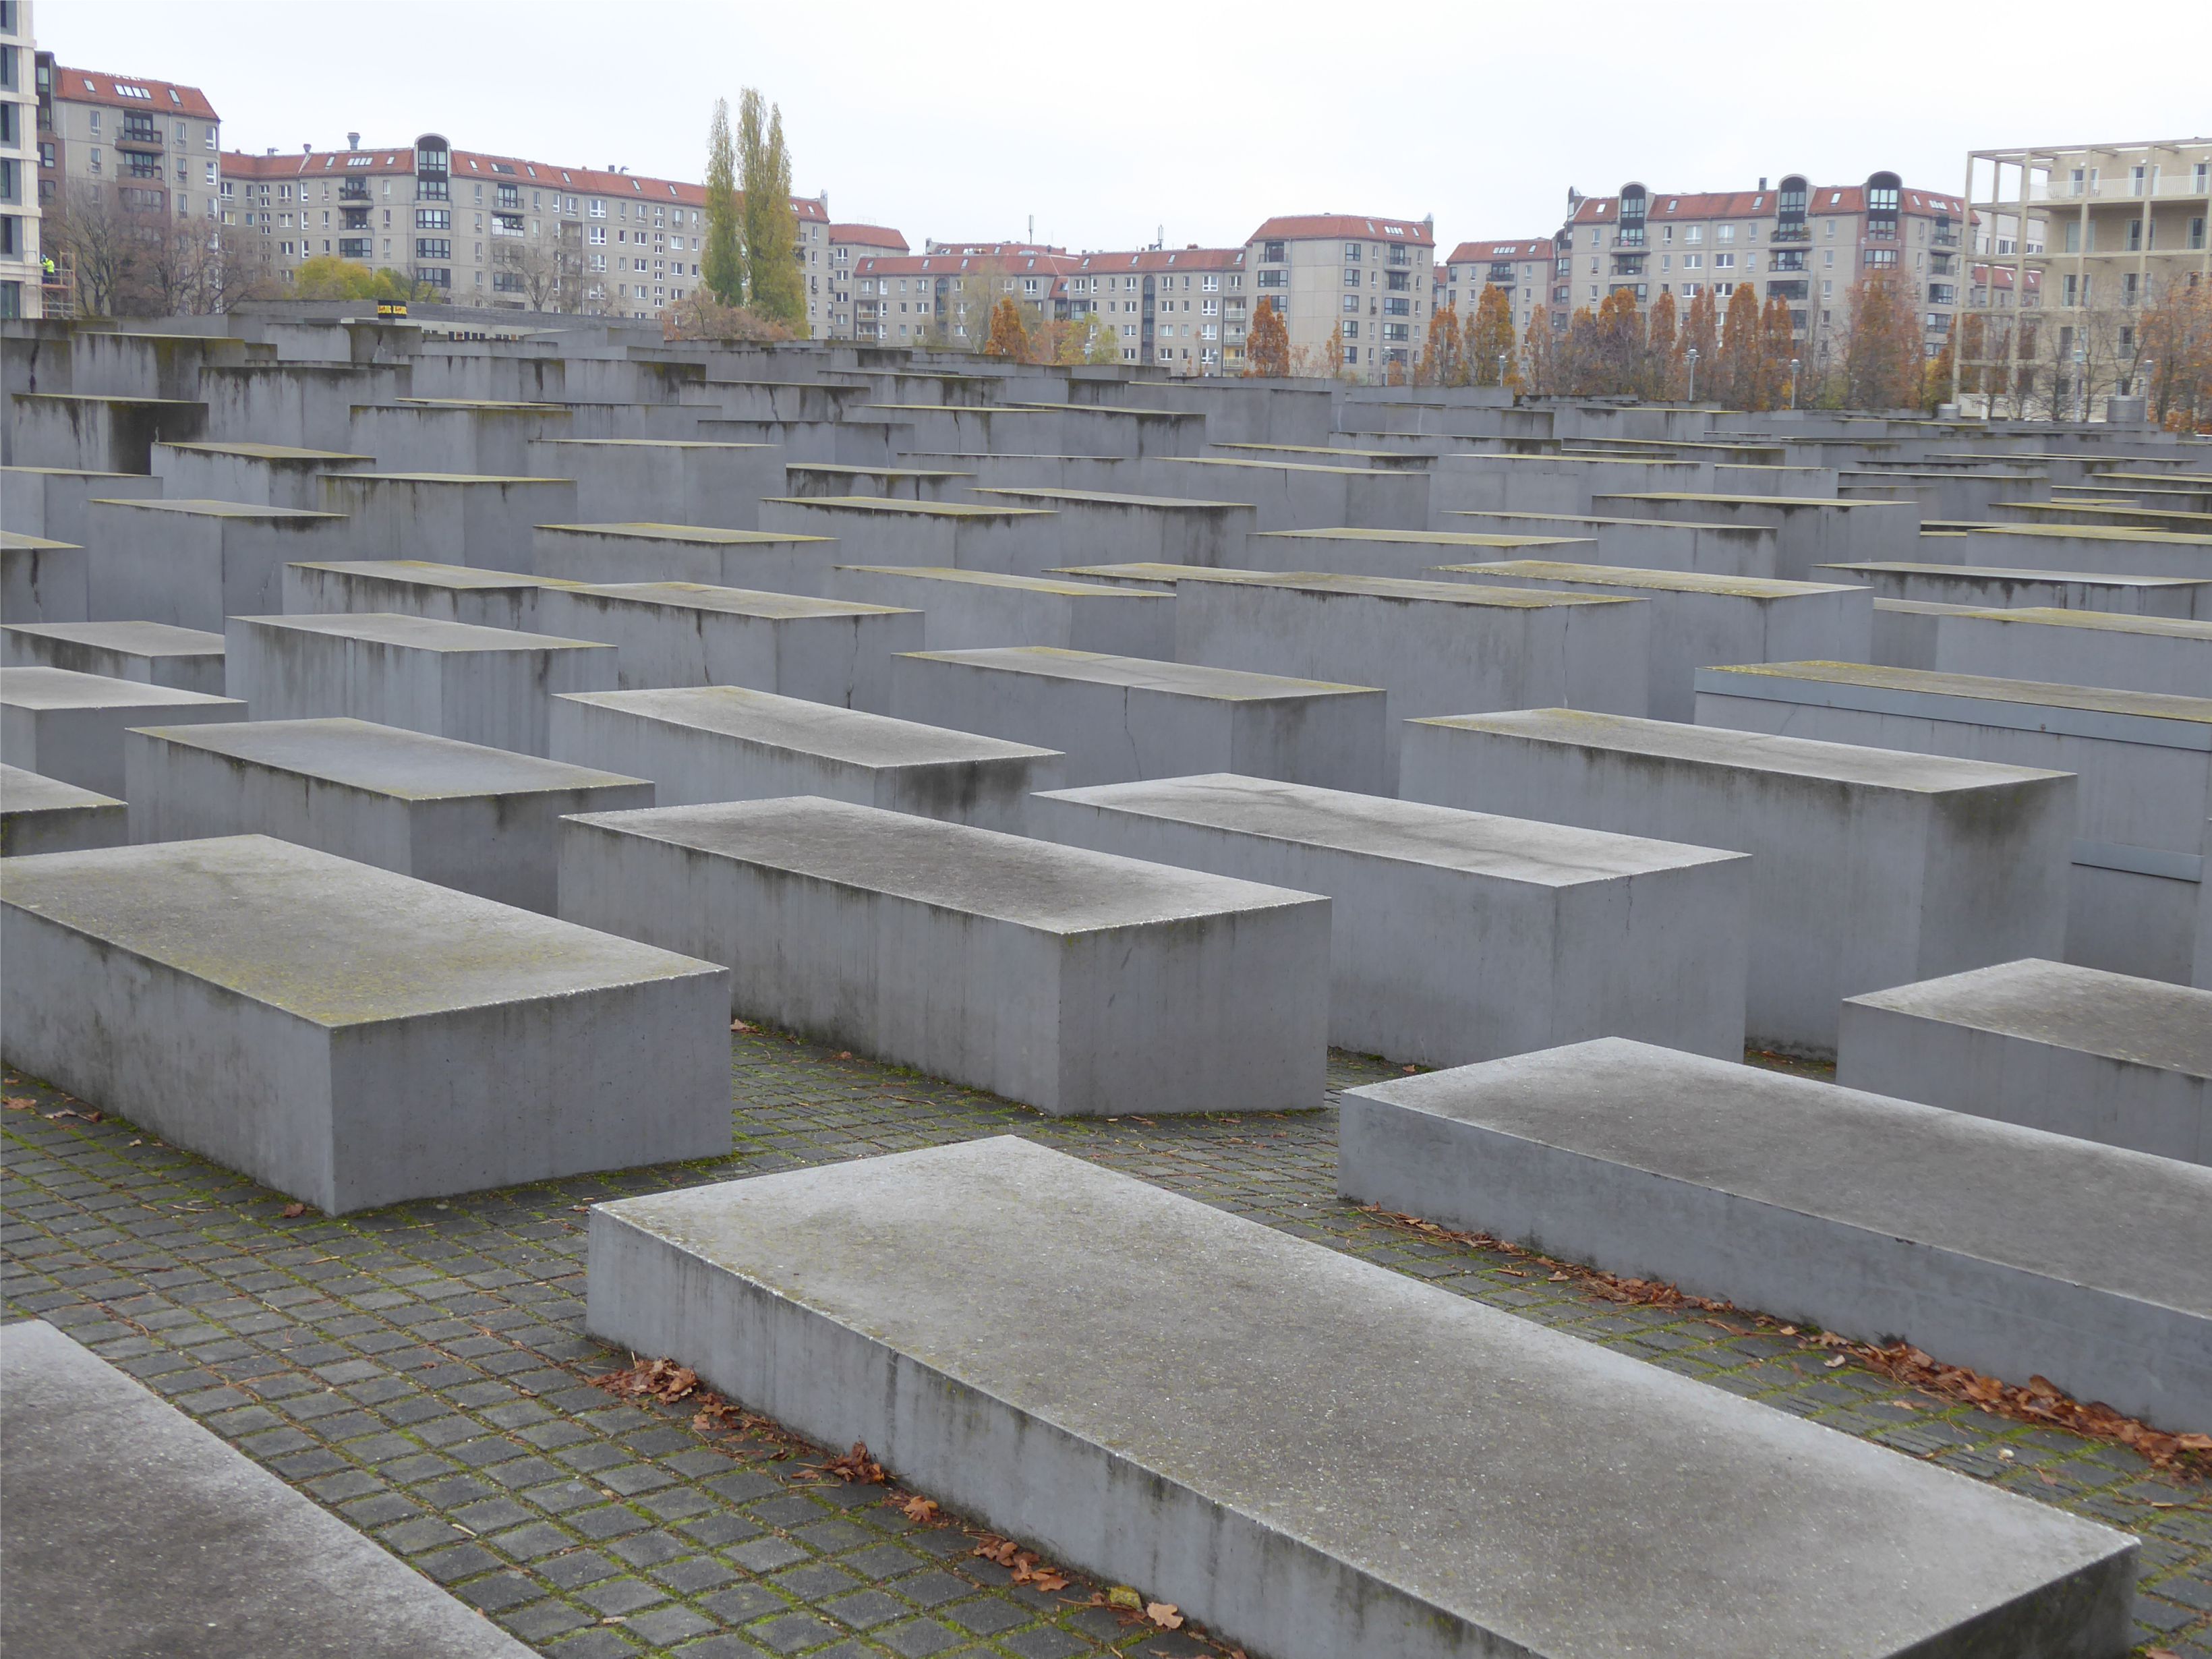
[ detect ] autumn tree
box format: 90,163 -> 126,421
1322,320 -> 1345,378
1245,297 -> 1289,377
661,291 -> 797,343
1590,288 -> 1646,397
2140,275 -> 2212,432
1467,284 -> 1515,388
1836,270 -> 1924,409
703,98 -> 743,306
982,295 -> 1031,359
1645,289 -> 1681,400
1714,283 -> 1762,409
740,90 -> 805,328
1419,303 -> 1464,387
1757,292 -> 1798,409
1679,287 -> 1718,399
1519,305 -> 1556,395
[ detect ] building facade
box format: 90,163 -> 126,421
221,134 -> 831,326
36,59 -> 221,224
1439,236 -> 1559,338
827,222 -> 907,337
0,0 -> 37,318
1244,213 -> 1435,380
1559,174 -> 1966,363
848,245 -> 1080,350
1955,137 -> 2211,416
1064,246 -> 1247,373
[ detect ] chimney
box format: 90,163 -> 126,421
348,132 -> 361,150
302,143 -> 312,154
1758,177 -> 1768,190
265,146 -> 275,156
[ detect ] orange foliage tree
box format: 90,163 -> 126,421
1418,303 -> 1465,387
983,295 -> 1031,360
1756,291 -> 1798,410
1841,270 -> 1923,409
1680,287 -> 1718,399
1519,305 -> 1556,395
1467,284 -> 1515,387
1245,297 -> 1290,378
1645,290 -> 1681,399
2141,274 -> 2212,432
1715,283 -> 1762,409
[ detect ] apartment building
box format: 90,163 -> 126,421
827,222 -> 906,337
1562,173 -> 1967,362
1439,236 -> 1560,336
221,134 -> 832,327
1063,246 -> 1247,373
1244,213 -> 1435,380
0,1 -> 37,318
34,58 -> 221,225
849,245 -> 1080,348
1955,137 -> 2211,414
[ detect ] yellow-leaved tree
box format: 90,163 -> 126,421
1246,297 -> 1290,378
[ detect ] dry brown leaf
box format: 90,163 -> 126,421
1030,1570 -> 1068,1592
822,1442 -> 885,1484
279,1202 -> 307,1219
3,1095 -> 37,1111
1823,1354 -> 1849,1369
1146,1602 -> 1184,1629
899,1495 -> 939,1523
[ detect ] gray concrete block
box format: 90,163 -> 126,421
281,560 -> 546,633
1031,772 -> 1747,1066
1443,509 -> 1786,579
0,763 -> 126,856
529,581 -> 919,710
1242,527 -> 1598,581
0,666 -> 248,796
968,487 -> 1256,567
1340,1036 -> 2211,1432
550,686 -> 1060,834
1839,958 -> 2212,1165
527,438 -> 782,529
224,613 -> 618,757
530,523 -> 843,593
350,399 -> 569,475
587,1135 -> 2136,1659
318,473 -> 579,574
1932,606 -> 2212,698
1,620 -> 225,695
759,495 -> 1059,574
892,645 -> 1388,793
8,392 -> 206,473
1151,455 -> 1428,531
826,565 -> 1173,657
0,465 -> 163,544
1590,492 -> 1918,579
150,439 -> 378,508
1399,709 -> 2077,1055
84,498 -> 352,631
1871,596 -> 1967,670
1821,560 -> 2212,620
0,834 -> 730,1213
0,1319 -> 535,1659
558,797 -> 1327,1116
125,718 -> 651,912
0,531 -> 87,624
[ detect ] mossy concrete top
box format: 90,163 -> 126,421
1595,491 -> 1904,511
134,718 -> 647,802
286,560 -> 544,595
569,797 -> 1321,933
161,441 -> 375,463
0,532 -> 80,552
971,487 -> 1250,512
1701,660 -> 2212,728
3,621 -> 224,658
232,612 -> 612,656
1161,455 -> 1377,477
784,463 -> 974,479
91,498 -> 344,522
1820,560 -> 2211,591
762,496 -> 1053,520
327,473 -> 571,488
833,566 -> 1164,600
0,762 -> 120,814
1846,958 -> 2212,1078
0,666 -> 239,713
1259,527 -> 1592,548
1411,707 -> 2074,794
1940,605 -> 2212,641
1039,773 -> 1746,887
0,834 -> 719,1026
1440,560 -> 1862,600
551,582 -> 909,621
533,438 -> 776,453
537,523 -> 832,546
904,646 -> 1378,703
557,686 -> 1057,769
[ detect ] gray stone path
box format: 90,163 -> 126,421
3,1032 -> 2207,1658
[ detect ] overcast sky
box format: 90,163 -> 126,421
44,0 -> 2212,252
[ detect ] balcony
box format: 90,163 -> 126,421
1770,223 -> 1809,243
339,181 -> 369,202
1933,228 -> 1960,248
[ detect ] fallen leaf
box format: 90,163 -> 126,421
1401,1064 -> 1418,1073
2145,1650 -> 2181,1659
1030,1570 -> 1068,1592
1106,1585 -> 1143,1611
280,1202 -> 307,1219
899,1495 -> 938,1523
1146,1602 -> 1184,1630
1547,1271 -> 1571,1282
1496,1268 -> 1530,1279
1824,1354 -> 1849,1370
821,1441 -> 885,1484
2,1095 -> 35,1111
730,1018 -> 753,1032
834,1051 -> 852,1061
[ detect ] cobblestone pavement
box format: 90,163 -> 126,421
4,1029 -> 2207,1659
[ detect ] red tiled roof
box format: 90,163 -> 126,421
1249,214 -> 1434,248
1444,238 -> 1557,264
831,223 -> 910,251
53,66 -> 219,121
1571,184 -> 1966,224
219,144 -> 821,218
1072,247 -> 1246,272
853,252 -> 1084,278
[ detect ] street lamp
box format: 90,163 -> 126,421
2140,357 -> 2157,417
1685,346 -> 1699,402
1497,353 -> 1509,394
2073,345 -> 2088,423
1788,356 -> 1801,410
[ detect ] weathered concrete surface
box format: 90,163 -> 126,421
150,439 -> 378,508
1840,958 -> 2212,1165
588,1136 -> 2138,1659
281,560 -> 548,633
892,645 -> 1388,793
1399,709 -> 2077,1055
0,1319 -> 537,1659
125,718 -> 651,912
550,686 -> 1060,834
0,835 -> 730,1214
0,762 -> 126,856
0,465 -> 163,544
759,496 -> 1059,575
1,620 -> 225,695
83,498 -> 352,631
827,565 -> 1173,657
525,438 -> 782,529
1241,527 -> 1598,581
1820,560 -> 2212,620
559,797 -> 1327,1117
0,666 -> 247,796
0,531 -> 88,625
530,523 -> 844,593
318,473 -> 579,574
1932,606 -> 2212,699
1341,1036 -> 2211,1432
1032,772 -> 1748,1066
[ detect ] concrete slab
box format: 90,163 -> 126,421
587,1136 -> 2136,1659
1241,527 -> 1599,581
0,834 -> 729,1213
1031,773 -> 1747,1066
968,487 -> 1257,567
1820,560 -> 2212,620
1839,958 -> 2212,1165
2,620 -> 225,695
550,687 -> 1061,834
1443,509 -> 1787,579
125,718 -> 651,912
150,439 -> 378,508
526,438 -> 782,528
759,495 -> 1061,576
1932,606 -> 2212,698
84,498 -> 352,631
825,566 -> 1173,657
0,763 -> 126,856
1399,709 -> 2077,1055
1341,1035 -> 2211,1432
559,798 -> 1327,1116
281,560 -> 548,633
530,523 -> 844,594
1871,596 -> 1968,669
0,531 -> 87,624
0,465 -> 164,544
224,613 -> 618,757
1438,560 -> 1872,722
318,473 -> 579,574
529,581 -> 919,710
0,666 -> 247,796
1589,492 -> 1918,579
0,1319 -> 535,1659
891,646 -> 1388,793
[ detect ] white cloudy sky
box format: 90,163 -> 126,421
42,0 -> 2212,252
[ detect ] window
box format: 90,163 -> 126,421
1682,254 -> 1701,270
1341,293 -> 1359,314
1863,249 -> 1896,268
1713,252 -> 1734,270
1684,225 -> 1702,245
1343,266 -> 1362,286
1262,239 -> 1284,261
1382,322 -> 1409,342
416,208 -> 450,230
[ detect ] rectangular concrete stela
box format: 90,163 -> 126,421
1398,709 -> 2078,1055
1,762 -> 127,856
557,796 -> 1327,1117
587,1136 -> 2136,1659
0,1320 -> 535,1659
125,718 -> 653,914
890,646 -> 1389,794
1,620 -> 227,696
1839,958 -> 2212,1166
1340,1036 -> 2211,1432
1030,773 -> 1749,1068
281,560 -> 549,633
0,666 -> 248,798
825,565 -> 1174,658
530,525 -> 844,594
549,686 -> 1060,834
0,835 -> 730,1214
